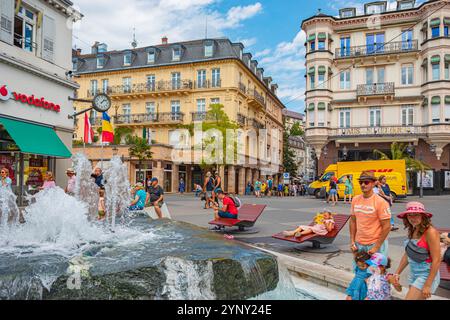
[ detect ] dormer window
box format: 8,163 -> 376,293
365,2 -> 387,15
147,49 -> 156,64
97,43 -> 108,53
339,8 -> 356,18
397,0 -> 414,10
72,58 -> 78,71
204,41 -> 214,57
97,54 -> 106,69
123,51 -> 132,66
172,46 -> 181,61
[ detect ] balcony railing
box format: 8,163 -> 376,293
329,125 -> 426,137
238,82 -> 247,94
357,82 -> 395,96
194,79 -> 222,89
191,112 -> 222,122
114,112 -> 184,124
248,118 -> 265,130
237,113 -> 247,126
335,40 -> 418,59
88,80 -> 193,97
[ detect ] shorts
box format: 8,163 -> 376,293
147,201 -> 163,208
218,210 -> 238,219
129,205 -> 144,211
205,191 -> 213,198
98,210 -> 106,217
408,259 -> 440,293
329,189 -> 337,196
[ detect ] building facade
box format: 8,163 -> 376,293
302,0 -> 450,194
72,38 -> 285,194
0,0 -> 81,204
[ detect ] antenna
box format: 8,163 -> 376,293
131,27 -> 137,48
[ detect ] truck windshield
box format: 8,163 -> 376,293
320,172 -> 334,182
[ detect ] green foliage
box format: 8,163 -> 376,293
72,140 -> 84,147
96,127 -> 103,135
282,131 -> 298,178
290,122 -> 304,137
127,135 -> 153,174
114,127 -> 133,145
373,142 -> 431,172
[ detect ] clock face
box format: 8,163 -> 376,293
92,94 -> 111,112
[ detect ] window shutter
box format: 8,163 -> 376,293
41,15 -> 55,62
0,0 -> 14,45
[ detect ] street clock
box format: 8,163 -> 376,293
92,93 -> 111,112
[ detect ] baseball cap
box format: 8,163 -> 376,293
365,253 -> 388,267
150,177 -> 158,182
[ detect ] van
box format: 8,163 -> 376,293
308,160 -> 407,200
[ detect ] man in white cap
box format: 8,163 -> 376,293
65,168 -> 76,195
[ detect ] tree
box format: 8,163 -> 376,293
373,142 -> 431,172
127,135 -> 153,178
282,131 -> 298,178
290,122 -> 304,137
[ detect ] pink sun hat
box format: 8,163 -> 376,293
397,201 -> 433,219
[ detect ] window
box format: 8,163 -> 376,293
401,106 -> 414,126
197,99 -> 206,113
102,79 -> 108,94
366,33 -> 385,54
431,25 -> 440,38
377,67 -> 385,83
72,59 -> 77,71
146,102 -> 156,120
212,68 -> 220,87
445,97 -> 450,122
197,70 -> 206,88
422,59 -> 428,83
317,110 -> 325,127
122,104 -> 131,123
432,63 -> 440,80
310,41 -> 316,52
204,41 -> 213,57
340,37 -> 351,57
318,39 -> 325,50
308,110 -> 315,127
90,80 -> 98,96
13,5 -> 37,53
171,72 -> 181,89
123,77 -> 132,93
97,43 -> 107,53
398,1 -> 414,10
340,9 -> 355,18
366,3 -> 385,14
171,100 -> 181,120
340,70 -> 351,89
147,74 -> 155,91
445,60 -> 449,80
401,30 -> 413,50
431,103 -> 440,123
318,73 -> 325,89
147,49 -> 155,63
445,24 -> 449,37
310,74 -> 315,89
366,68 -> 374,85
172,47 -> 181,61
97,56 -> 105,69
401,64 -> 414,85
369,108 -> 381,127
211,98 -> 220,105
123,51 -> 132,66
339,109 -> 351,128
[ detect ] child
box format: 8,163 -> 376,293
365,253 -> 402,300
98,189 -> 106,220
346,251 -> 371,300
283,210 -> 335,238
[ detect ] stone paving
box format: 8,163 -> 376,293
165,193 -> 450,298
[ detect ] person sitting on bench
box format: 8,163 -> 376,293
212,190 -> 238,220
283,209 -> 335,238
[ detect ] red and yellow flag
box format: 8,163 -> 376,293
101,112 -> 114,143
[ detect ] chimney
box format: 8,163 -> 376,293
76,48 -> 82,56
162,36 -> 168,45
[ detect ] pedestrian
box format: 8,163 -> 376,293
203,172 -> 215,209
91,167 -> 106,188
212,190 -> 238,221
365,253 -> 402,300
350,171 -> 392,258
344,175 -> 353,204
378,175 -> 398,231
129,182 -> 147,211
39,171 -> 56,190
179,178 -> 185,194
245,182 -> 252,196
194,183 -> 203,197
261,181 -> 267,197
97,188 -> 106,220
394,202 -> 441,300
277,182 -> 283,197
328,175 -> 338,206
267,177 -> 273,197
254,179 -> 261,198
1,167 -> 12,189
346,251 -> 371,300
212,171 -> 222,202
65,168 -> 76,195
284,184 -> 289,197
146,177 -> 164,219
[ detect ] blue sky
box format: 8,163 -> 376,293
71,0 -> 427,113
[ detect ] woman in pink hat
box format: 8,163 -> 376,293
393,201 -> 441,300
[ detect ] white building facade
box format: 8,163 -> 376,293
0,0 -> 81,204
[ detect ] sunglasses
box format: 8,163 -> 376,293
1,171 -> 6,174
358,180 -> 372,186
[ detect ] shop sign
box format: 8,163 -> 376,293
0,84 -> 61,113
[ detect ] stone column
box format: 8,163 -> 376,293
172,164 -> 179,193
219,165 -> 225,189
186,165 -> 192,192
238,167 -> 246,195
245,168 -> 252,186
227,166 -> 236,193
152,161 -> 164,187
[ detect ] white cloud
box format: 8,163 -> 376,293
254,48 -> 271,58
72,0 -> 262,51
238,37 -> 258,48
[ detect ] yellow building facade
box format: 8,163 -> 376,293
72,38 -> 285,193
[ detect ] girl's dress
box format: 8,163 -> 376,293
365,269 -> 392,300
297,218 -> 335,236
346,267 -> 370,300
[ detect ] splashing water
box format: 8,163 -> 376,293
0,186 -> 19,226
72,153 -> 99,218
103,156 -> 131,229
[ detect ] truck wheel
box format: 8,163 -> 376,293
314,189 -> 321,199
390,192 -> 397,203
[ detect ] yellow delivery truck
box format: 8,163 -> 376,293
307,160 -> 407,201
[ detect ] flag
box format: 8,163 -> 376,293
101,112 -> 114,143
142,128 -> 152,145
84,113 -> 94,144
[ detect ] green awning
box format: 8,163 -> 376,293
430,55 -> 440,64
307,103 -> 315,111
445,96 -> 450,104
430,18 -> 441,27
318,33 -> 327,40
317,102 -> 326,110
318,66 -> 326,74
444,17 -> 450,25
445,54 -> 450,62
308,67 -> 315,75
431,96 -> 441,104
308,34 -> 316,42
0,118 -> 71,158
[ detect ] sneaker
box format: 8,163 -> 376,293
224,234 -> 234,240
391,226 -> 399,231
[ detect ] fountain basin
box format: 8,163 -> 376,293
0,218 -> 278,300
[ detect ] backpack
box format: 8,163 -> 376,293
228,194 -> 241,208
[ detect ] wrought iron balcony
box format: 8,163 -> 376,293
356,82 -> 395,96
194,79 -> 222,89
238,82 -> 247,95
88,80 -> 193,97
114,112 -> 184,125
191,112 -> 222,122
237,113 -> 247,126
248,118 -> 265,130
335,40 -> 418,59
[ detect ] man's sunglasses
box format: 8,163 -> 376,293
358,180 -> 372,186
0,171 -> 6,174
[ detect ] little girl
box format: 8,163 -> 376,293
365,253 -> 402,300
346,251 -> 371,300
98,189 -> 106,220
283,210 -> 335,238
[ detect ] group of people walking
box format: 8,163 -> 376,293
246,178 -> 308,198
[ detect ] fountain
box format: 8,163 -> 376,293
0,154 -> 281,300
